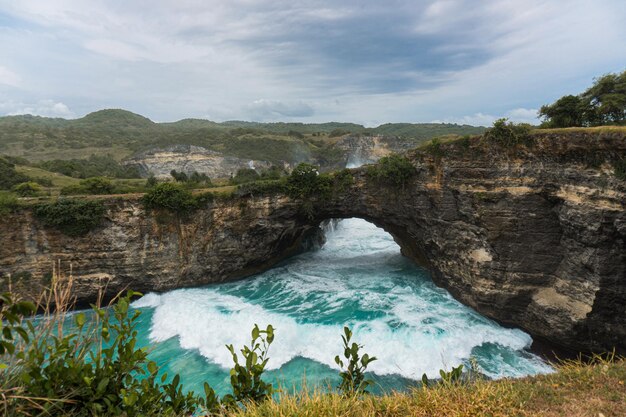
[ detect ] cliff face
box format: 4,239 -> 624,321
1,131 -> 625,353
124,145 -> 272,179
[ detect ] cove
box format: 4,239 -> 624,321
130,218 -> 552,396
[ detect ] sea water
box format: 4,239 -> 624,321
130,218 -> 552,395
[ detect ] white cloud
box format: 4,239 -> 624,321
4,100 -> 76,118
0,1 -> 623,123
244,99 -> 315,121
0,66 -> 21,87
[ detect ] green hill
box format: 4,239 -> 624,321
0,109 -> 486,165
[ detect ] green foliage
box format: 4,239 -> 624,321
142,182 -> 197,212
236,179 -> 288,197
79,177 -> 115,194
485,118 -> 533,147
38,154 -> 141,179
34,199 -> 106,236
11,181 -> 42,197
286,163 -> 333,200
259,165 -> 286,180
6,291 -> 209,416
539,95 -> 584,128
540,70 -> 626,127
146,175 -> 158,188
427,137 -> 444,158
333,169 -> 355,192
366,154 -> 415,187
0,157 -> 30,190
223,324 -> 276,407
0,292 -> 35,360
231,168 -> 261,185
614,158 -> 626,180
0,192 -> 19,214
421,364 -> 465,388
334,327 -> 377,396
329,128 -> 352,137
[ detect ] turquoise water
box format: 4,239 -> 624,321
131,218 -> 552,395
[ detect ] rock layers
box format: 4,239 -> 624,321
1,130 -> 625,353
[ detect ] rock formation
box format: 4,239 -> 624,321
123,144 -> 272,179
1,130 -> 625,354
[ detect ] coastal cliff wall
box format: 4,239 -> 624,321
1,130 -> 625,353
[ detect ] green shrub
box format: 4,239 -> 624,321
485,118 -> 533,147
12,182 -> 42,197
236,179 -> 288,197
334,327 -> 377,396
0,191 -> 19,214
142,182 -> 197,212
333,169 -> 355,192
223,324 -> 276,408
79,176 -> 115,194
6,291 -> 208,416
0,158 -> 30,190
0,292 -> 35,360
422,364 -> 465,388
287,163 -> 332,199
427,137 -> 444,158
366,154 -> 415,187
146,175 -> 158,188
34,199 -> 106,236
231,168 -> 261,185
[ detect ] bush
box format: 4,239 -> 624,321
5,291 -> 208,416
11,182 -> 42,197
366,154 -> 415,187
485,118 -> 533,147
236,179 -> 288,197
79,177 -> 115,194
223,324 -> 275,408
287,163 -> 332,199
34,199 -> 106,236
143,182 -> 197,212
231,168 -> 261,185
334,327 -> 377,396
0,192 -> 19,215
0,158 -> 30,190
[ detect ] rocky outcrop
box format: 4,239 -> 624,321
1,130 -> 625,353
123,145 -> 272,179
330,135 -> 418,168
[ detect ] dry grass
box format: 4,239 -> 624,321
535,126 -> 626,134
228,357 -> 626,417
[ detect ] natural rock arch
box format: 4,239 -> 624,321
1,131 -> 625,354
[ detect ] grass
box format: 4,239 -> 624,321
230,356 -> 626,417
534,125 -> 626,134
14,165 -> 80,187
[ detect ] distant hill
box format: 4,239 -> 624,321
0,109 -> 486,166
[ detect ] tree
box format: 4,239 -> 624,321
538,95 -> 584,128
539,70 -> 626,127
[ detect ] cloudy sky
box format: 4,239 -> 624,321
0,1 -> 624,126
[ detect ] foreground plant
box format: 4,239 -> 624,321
334,326 -> 377,396
223,324 -> 276,408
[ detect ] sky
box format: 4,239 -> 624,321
0,0 -> 624,126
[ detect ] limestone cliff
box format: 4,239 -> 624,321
1,130 -> 625,353
123,145 -> 272,179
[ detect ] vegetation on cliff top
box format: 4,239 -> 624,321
539,70 -> 626,128
33,199 -> 106,236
